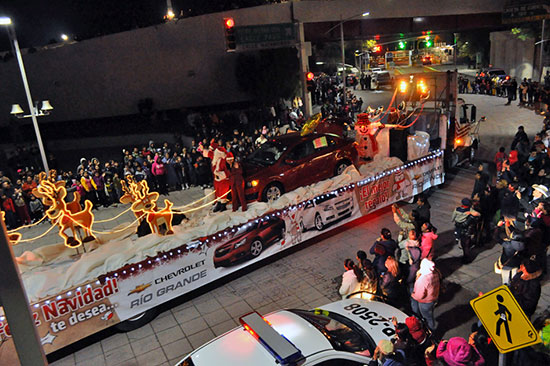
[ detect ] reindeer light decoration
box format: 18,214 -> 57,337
32,180 -> 96,248
123,179 -> 174,236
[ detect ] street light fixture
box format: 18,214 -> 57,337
61,33 -> 69,41
325,12 -> 370,105
1,17 -> 50,173
11,100 -> 53,118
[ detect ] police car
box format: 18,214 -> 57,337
175,298 -> 407,366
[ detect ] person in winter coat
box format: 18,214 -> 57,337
392,204 -> 422,240
379,256 -> 401,307
371,339 -> 407,366
452,198 -> 480,263
436,337 -> 485,366
339,259 -> 363,299
370,228 -> 398,274
152,153 -> 168,195
420,222 -> 438,260
411,259 -> 440,332
1,193 -> 17,229
509,259 -> 542,318
494,147 -> 506,177
511,125 -> 529,150
415,195 -> 431,224
396,229 -> 422,293
357,250 -> 378,295
228,159 -> 247,212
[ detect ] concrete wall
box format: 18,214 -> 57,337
0,0 -> 506,128
490,31 -> 535,80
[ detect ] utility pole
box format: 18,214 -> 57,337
540,19 -> 546,82
297,22 -> 312,117
0,220 -> 48,365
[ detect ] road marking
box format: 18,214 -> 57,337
423,66 -> 438,72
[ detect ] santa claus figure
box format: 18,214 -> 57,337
355,113 -> 384,162
201,139 -> 233,212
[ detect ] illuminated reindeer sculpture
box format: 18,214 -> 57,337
32,180 -> 96,248
123,179 -> 174,236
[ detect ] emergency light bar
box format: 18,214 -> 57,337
239,312 -> 303,365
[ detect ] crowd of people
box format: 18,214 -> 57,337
458,71 -> 550,115
337,115 -> 550,364
0,121 -> 297,229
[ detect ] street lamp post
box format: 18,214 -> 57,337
1,17 -> 50,173
326,12 -> 370,106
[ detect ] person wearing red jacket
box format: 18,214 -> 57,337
229,158 -> 247,212
1,193 -> 17,229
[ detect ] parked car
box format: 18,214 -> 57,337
300,192 -> 353,231
371,70 -> 391,88
176,299 -> 408,366
422,55 -> 432,65
213,215 -> 285,268
243,133 -> 357,202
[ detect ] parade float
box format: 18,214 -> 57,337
0,72 -> 474,362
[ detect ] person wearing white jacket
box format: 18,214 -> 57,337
339,259 -> 363,299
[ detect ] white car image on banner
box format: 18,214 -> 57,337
300,192 -> 354,231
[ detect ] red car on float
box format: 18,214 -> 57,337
243,133 -> 357,202
213,215 -> 286,268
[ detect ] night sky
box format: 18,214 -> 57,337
0,1 -> 275,51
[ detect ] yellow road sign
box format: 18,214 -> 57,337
470,285 -> 541,353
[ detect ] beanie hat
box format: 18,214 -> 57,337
440,337 -> 481,366
377,339 -> 394,355
508,150 -> 518,165
461,198 -> 471,207
405,316 -> 427,343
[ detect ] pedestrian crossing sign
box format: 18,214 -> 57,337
470,285 -> 541,353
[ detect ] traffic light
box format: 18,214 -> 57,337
306,72 -> 315,92
373,45 -> 381,53
425,35 -> 432,48
398,41 -> 406,49
224,17 -> 236,51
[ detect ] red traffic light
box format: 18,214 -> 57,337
224,17 -> 235,29
373,45 -> 381,53
306,72 -> 314,81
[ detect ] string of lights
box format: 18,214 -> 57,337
7,214 -> 48,233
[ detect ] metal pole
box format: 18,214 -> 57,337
453,33 -> 458,68
298,22 -> 312,117
540,19 -> 546,82
340,15 -> 346,106
8,26 -> 50,173
0,219 -> 48,365
498,352 -> 506,366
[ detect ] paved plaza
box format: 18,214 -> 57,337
16,93 -> 547,366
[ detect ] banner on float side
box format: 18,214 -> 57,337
355,154 -> 444,215
0,153 -> 444,362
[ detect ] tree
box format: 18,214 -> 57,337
235,48 -> 300,106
